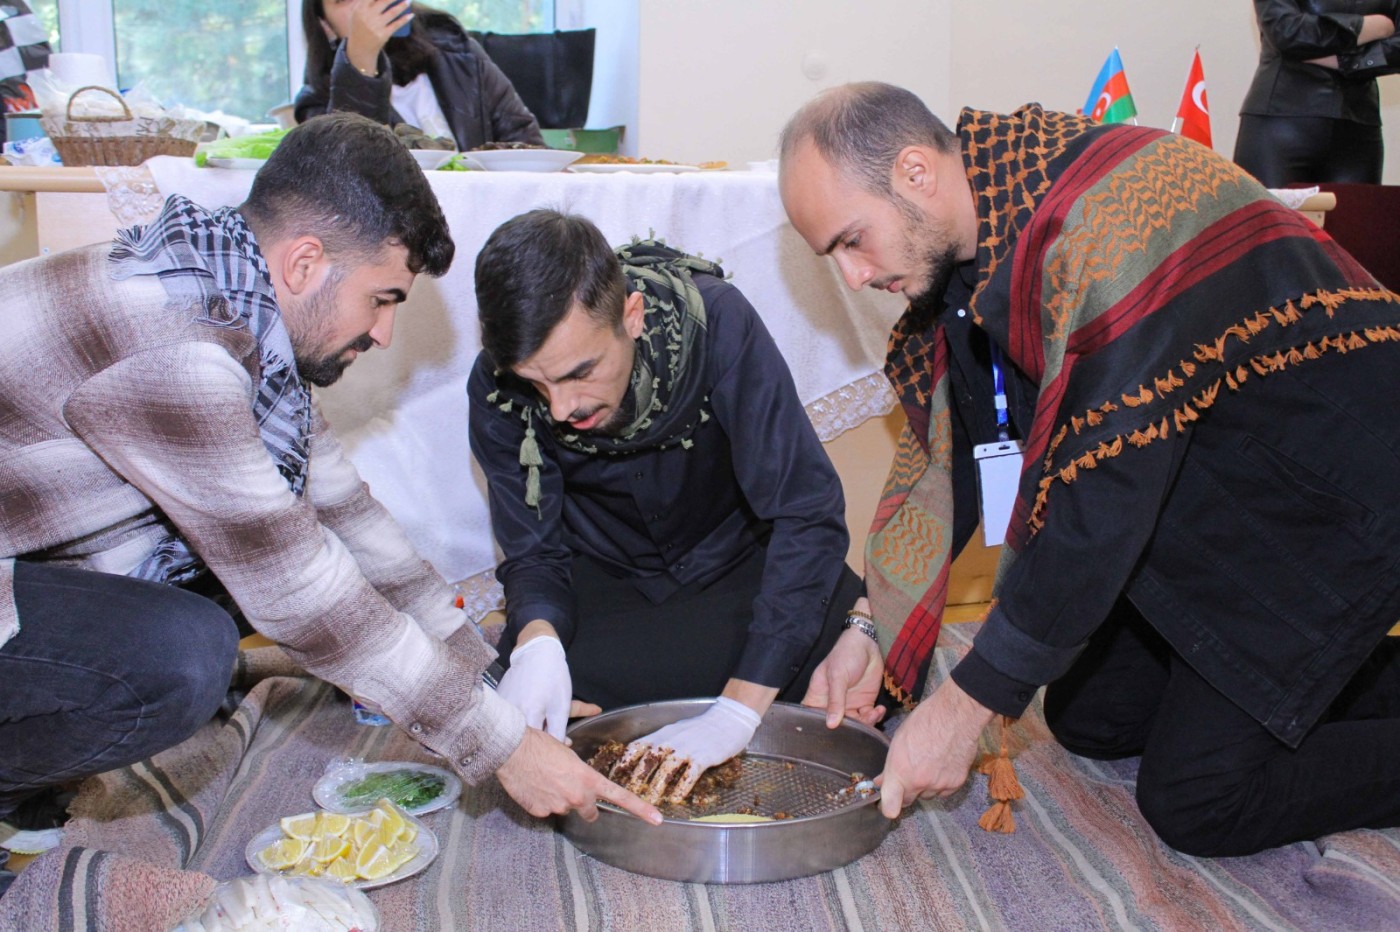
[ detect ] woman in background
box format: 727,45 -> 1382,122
295,0 -> 544,150
1235,0 -> 1400,187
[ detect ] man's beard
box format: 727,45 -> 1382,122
286,273 -> 372,388
575,385 -> 637,437
297,332 -> 374,387
896,196 -> 961,308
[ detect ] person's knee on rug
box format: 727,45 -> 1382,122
120,588 -> 240,753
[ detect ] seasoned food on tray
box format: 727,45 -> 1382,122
586,740 -> 742,807
572,154 -> 727,170
392,123 -> 453,151
471,140 -> 547,150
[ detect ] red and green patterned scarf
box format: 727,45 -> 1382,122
868,105 -> 1400,707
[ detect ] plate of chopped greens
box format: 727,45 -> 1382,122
314,761 -> 460,817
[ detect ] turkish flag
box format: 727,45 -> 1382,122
1174,50 -> 1212,148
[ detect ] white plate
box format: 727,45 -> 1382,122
203,157 -> 264,169
568,161 -> 701,174
409,149 -> 456,170
460,149 -> 582,172
245,809 -> 439,891
312,761 -> 461,817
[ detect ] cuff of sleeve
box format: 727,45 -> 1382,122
949,649 -> 1039,718
443,686 -> 527,785
505,599 -> 574,646
973,602 -> 1088,685
731,633 -> 810,688
1337,42 -> 1393,75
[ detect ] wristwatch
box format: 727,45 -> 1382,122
843,609 -> 879,645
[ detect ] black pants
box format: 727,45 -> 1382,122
0,563 -> 238,819
511,550 -> 863,710
1045,597 -> 1400,857
1234,114 -> 1384,188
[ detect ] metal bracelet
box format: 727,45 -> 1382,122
842,613 -> 879,645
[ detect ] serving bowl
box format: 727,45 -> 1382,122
561,700 -> 892,884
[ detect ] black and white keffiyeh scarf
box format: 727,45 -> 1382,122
108,194 -> 312,584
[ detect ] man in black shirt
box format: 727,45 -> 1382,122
468,210 -> 872,803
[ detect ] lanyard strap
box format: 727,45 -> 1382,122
990,342 -> 1010,441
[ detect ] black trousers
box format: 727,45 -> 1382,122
1045,596 -> 1400,857
0,563 -> 238,819
1234,114 -> 1384,188
520,549 -> 863,711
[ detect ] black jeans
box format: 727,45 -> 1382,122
506,549 -> 863,711
0,563 -> 238,819
1045,597 -> 1400,857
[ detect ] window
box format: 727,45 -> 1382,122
46,1 -> 557,122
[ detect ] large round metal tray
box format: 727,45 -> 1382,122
561,699 -> 892,884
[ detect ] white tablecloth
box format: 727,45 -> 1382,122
127,158 -> 905,611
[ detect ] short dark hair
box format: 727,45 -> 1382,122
474,210 -> 625,369
779,82 -> 958,197
240,112 -> 453,276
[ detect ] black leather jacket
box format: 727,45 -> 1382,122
294,10 -> 544,151
1240,0 -> 1400,124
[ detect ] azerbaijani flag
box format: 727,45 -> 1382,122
1082,48 -> 1137,124
1172,49 -> 1213,148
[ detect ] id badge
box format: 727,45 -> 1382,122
973,439 -> 1024,547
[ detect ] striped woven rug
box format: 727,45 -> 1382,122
2,628 -> 1397,931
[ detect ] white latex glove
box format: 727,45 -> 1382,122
609,697 -> 762,804
495,636 -> 573,740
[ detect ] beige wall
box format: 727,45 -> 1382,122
639,0 -> 1400,184
637,0 -> 954,166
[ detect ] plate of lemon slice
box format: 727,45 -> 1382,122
246,799 -> 438,890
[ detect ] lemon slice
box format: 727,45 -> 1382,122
385,843 -> 418,872
311,834 -> 351,864
350,819 -> 377,848
373,799 -> 407,837
259,837 -> 308,870
278,813 -> 318,842
397,821 -> 419,844
324,855 -> 358,883
315,811 -> 351,838
355,841 -> 396,881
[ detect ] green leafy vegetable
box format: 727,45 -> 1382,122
195,128 -> 292,167
337,769 -> 446,810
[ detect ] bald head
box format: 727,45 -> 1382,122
778,82 -> 958,198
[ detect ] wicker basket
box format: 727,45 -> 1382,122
41,85 -> 203,167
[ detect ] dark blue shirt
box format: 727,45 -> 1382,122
467,273 -> 850,687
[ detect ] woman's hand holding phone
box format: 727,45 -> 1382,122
344,0 -> 414,76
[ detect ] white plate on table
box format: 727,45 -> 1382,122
409,149 -> 456,170
460,149 -> 582,172
203,157 -> 265,170
245,810 -> 439,891
568,162 -> 701,174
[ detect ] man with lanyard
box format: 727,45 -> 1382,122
468,209 -> 870,803
778,82 -> 1400,856
0,116 -> 658,871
